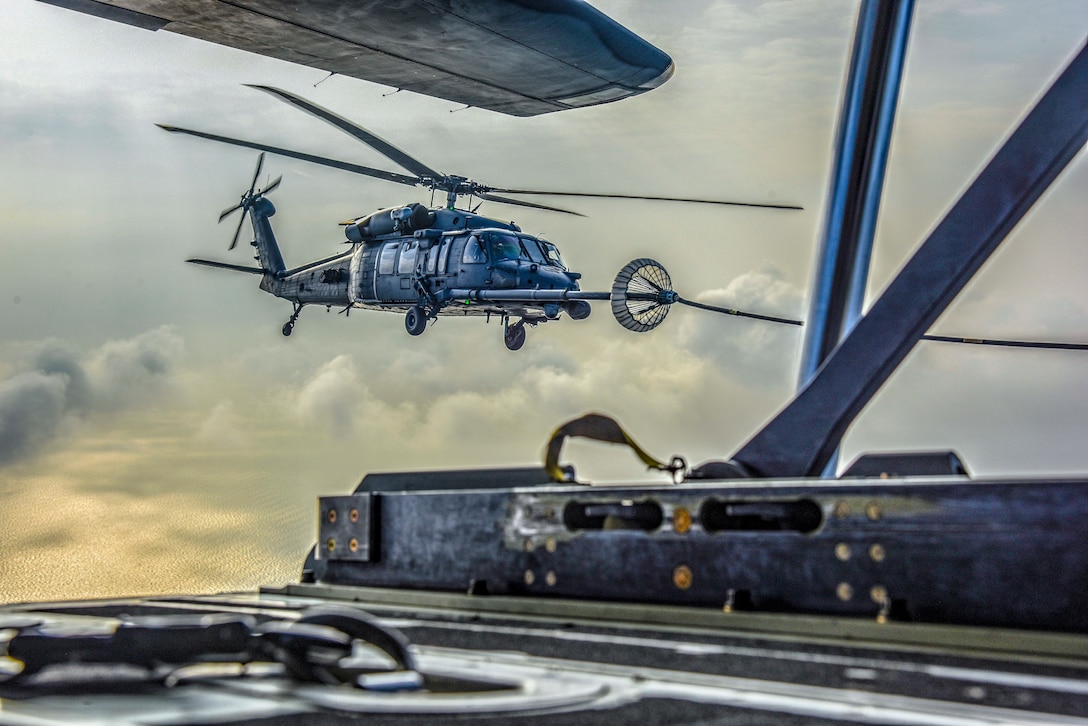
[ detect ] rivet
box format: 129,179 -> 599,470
835,543 -> 851,561
349,508 -> 359,523
326,538 -> 336,552
673,565 -> 693,590
327,509 -> 337,524
834,501 -> 850,519
523,570 -> 535,586
672,507 -> 692,534
866,501 -> 882,521
545,571 -> 557,587
870,585 -> 888,604
545,538 -> 557,553
836,582 -> 854,601
349,537 -> 359,553
869,543 -> 886,562
524,538 -> 535,553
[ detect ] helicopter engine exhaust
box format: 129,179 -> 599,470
345,203 -> 436,243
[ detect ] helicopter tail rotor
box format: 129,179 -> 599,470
218,153 -> 282,251
610,258 -> 803,333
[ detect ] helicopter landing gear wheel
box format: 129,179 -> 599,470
283,302 -> 303,337
405,305 -> 427,336
504,320 -> 527,351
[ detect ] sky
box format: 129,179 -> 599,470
0,0 -> 1086,604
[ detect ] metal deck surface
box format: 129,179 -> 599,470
2,586 -> 1086,724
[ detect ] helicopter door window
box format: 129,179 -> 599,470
425,246 -> 438,274
462,235 -> 487,264
398,242 -> 418,274
437,238 -> 452,273
378,242 -> 399,275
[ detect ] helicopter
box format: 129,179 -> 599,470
163,85 -> 802,350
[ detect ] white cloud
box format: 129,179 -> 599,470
196,401 -> 248,447
86,326 -> 184,410
291,354 -> 398,436
675,265 -> 804,387
0,327 -> 185,465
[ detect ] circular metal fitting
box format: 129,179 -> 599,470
672,507 -> 692,534
673,565 -> 693,590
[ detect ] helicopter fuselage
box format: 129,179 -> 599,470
247,201 -> 592,345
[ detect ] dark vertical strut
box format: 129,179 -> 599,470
796,0 -> 915,475
731,41 -> 1088,478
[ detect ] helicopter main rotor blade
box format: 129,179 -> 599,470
249,152 -> 265,195
157,125 -> 422,188
247,85 -> 443,181
489,188 -> 804,211
476,192 -> 585,217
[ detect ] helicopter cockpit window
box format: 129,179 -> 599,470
462,235 -> 487,264
378,242 -> 399,275
540,241 -> 566,269
488,233 -> 522,261
398,241 -> 418,274
522,237 -> 547,265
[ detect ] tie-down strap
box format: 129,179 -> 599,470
544,412 -> 687,484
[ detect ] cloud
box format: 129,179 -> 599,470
675,264 -> 804,387
27,341 -> 93,411
292,355 -> 374,435
196,401 -> 248,447
0,370 -> 71,465
86,326 -> 184,410
0,327 -> 185,465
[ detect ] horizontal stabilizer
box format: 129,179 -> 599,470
187,258 -> 265,275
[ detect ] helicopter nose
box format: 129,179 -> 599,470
491,260 -> 520,288
524,265 -> 572,290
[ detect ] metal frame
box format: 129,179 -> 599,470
734,41 -> 1088,479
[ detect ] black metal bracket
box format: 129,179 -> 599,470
732,41 -> 1088,478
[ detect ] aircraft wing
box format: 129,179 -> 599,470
36,0 -> 673,117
